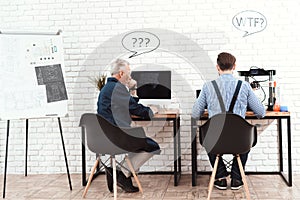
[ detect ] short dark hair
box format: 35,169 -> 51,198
217,52 -> 236,71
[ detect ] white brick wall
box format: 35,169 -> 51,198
1,0 -> 300,176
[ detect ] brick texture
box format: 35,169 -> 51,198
0,0 -> 300,175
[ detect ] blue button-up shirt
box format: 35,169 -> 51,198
192,74 -> 265,119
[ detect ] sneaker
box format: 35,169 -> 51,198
117,171 -> 139,193
214,178 -> 227,190
104,166 -> 139,193
231,178 -> 243,190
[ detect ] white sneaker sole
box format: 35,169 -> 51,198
231,185 -> 243,190
214,185 -> 227,190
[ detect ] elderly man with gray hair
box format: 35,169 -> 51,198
97,58 -> 160,193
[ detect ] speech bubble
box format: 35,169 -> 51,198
232,10 -> 267,37
122,31 -> 160,58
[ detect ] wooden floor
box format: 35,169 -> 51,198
1,173 -> 300,199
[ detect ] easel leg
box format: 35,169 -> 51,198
58,117 -> 72,190
3,120 -> 10,198
25,119 -> 28,177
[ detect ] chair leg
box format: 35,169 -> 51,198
207,155 -> 219,200
82,158 -> 99,198
125,155 -> 144,194
112,156 -> 117,200
237,155 -> 251,200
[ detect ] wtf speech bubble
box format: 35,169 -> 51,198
232,10 -> 267,37
122,31 -> 160,58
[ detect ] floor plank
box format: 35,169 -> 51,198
0,174 -> 299,199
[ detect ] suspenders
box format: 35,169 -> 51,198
211,80 -> 242,113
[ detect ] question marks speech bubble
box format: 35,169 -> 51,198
232,10 -> 267,37
122,31 -> 160,58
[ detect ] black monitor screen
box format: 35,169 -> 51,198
196,89 -> 201,98
131,71 -> 171,99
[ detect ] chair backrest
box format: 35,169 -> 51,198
199,113 -> 257,155
79,113 -> 148,156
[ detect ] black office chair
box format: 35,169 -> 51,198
199,112 -> 257,200
79,113 -> 150,199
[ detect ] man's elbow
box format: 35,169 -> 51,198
191,113 -> 198,119
256,110 -> 266,119
192,111 -> 203,120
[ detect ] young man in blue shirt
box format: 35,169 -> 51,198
192,52 -> 265,190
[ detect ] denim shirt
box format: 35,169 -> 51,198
192,74 -> 265,119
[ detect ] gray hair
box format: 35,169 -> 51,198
110,58 -> 130,75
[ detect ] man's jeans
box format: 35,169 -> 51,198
208,150 -> 249,180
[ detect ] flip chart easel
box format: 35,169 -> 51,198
0,30 -> 72,198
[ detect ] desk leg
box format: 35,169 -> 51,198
191,118 -> 197,186
278,117 -> 292,186
178,117 -> 181,176
3,120 -> 10,198
173,118 -> 180,186
278,119 -> 283,172
287,117 -> 292,186
82,127 -> 87,186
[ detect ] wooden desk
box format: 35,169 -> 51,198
132,109 -> 181,186
191,111 -> 292,187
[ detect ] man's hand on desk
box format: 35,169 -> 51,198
150,106 -> 158,114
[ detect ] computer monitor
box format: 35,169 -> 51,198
196,89 -> 201,98
131,70 -> 171,105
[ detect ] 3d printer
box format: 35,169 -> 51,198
238,67 -> 276,111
